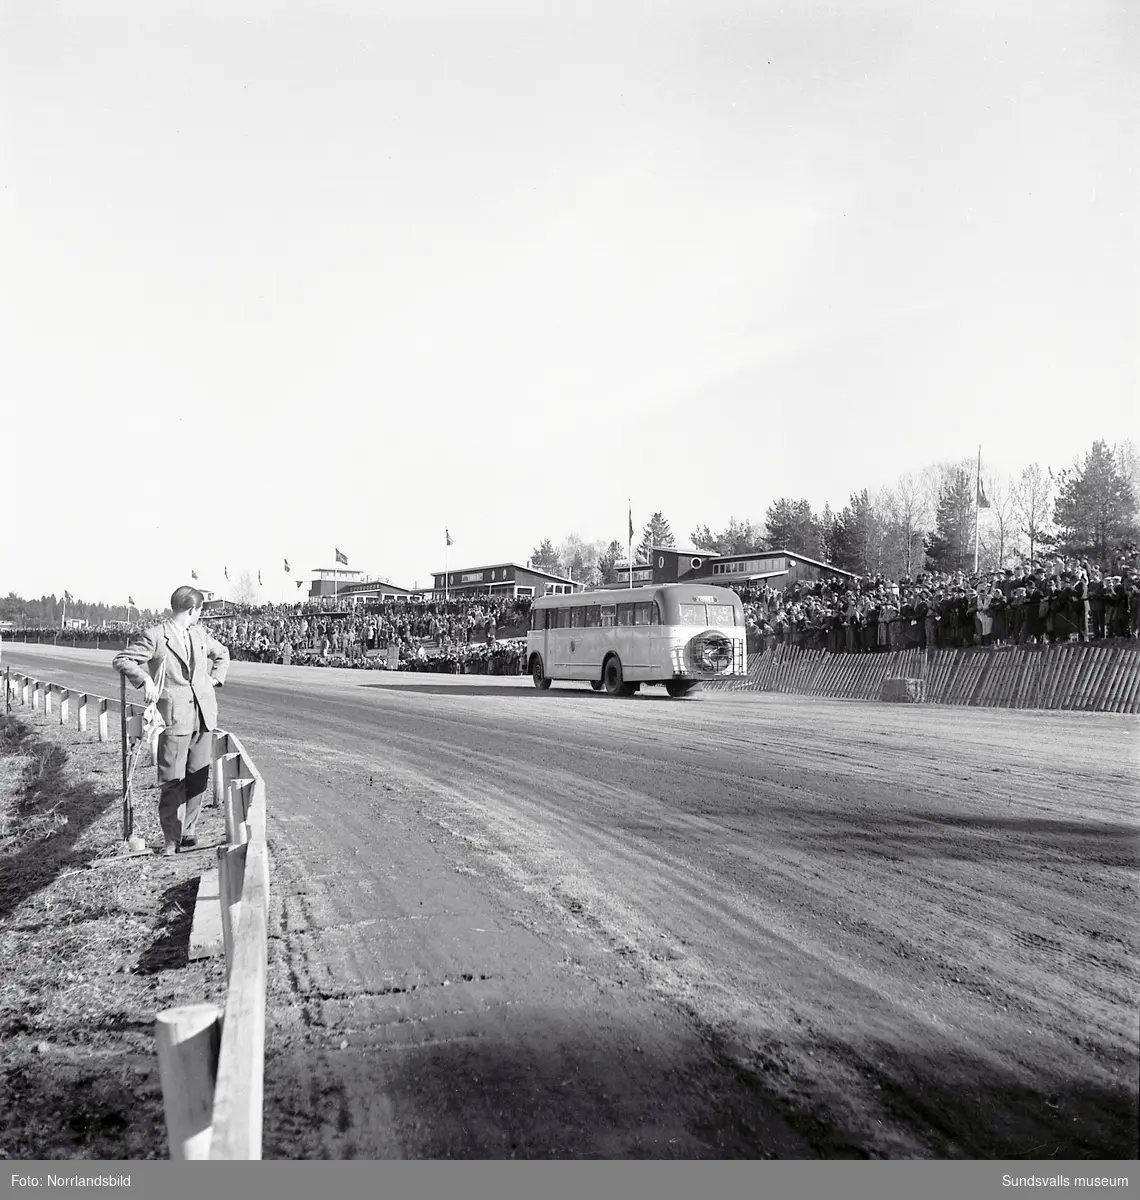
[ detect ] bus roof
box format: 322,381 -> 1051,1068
533,583 -> 743,607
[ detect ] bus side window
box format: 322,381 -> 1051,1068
617,603 -> 634,627
600,606 -> 616,628
544,609 -> 557,631
571,606 -> 586,628
557,607 -> 572,629
585,605 -> 601,627
633,602 -> 656,626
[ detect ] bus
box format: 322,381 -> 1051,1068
526,582 -> 747,697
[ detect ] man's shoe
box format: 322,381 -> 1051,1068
162,842 -> 178,857
178,836 -> 199,851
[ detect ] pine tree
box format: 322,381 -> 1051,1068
689,517 -> 766,556
638,512 -> 675,564
1051,440 -> 1139,562
924,467 -> 975,572
530,538 -> 564,576
764,498 -> 824,558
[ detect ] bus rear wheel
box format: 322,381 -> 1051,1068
531,655 -> 552,690
666,680 -> 698,698
603,656 -> 635,697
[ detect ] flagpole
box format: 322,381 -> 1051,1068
444,533 -> 449,602
628,499 -> 633,589
974,444 -> 982,573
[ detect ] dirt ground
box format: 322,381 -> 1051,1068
2,646 -> 1137,1161
0,705 -> 227,1160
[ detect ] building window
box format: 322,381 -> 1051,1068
516,586 -> 534,597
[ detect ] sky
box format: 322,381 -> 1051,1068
1,0 -> 1136,608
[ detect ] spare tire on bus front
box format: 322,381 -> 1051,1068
666,680 -> 698,698
603,654 -> 636,697
530,653 -> 552,690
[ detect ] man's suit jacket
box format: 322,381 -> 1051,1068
113,620 -> 230,735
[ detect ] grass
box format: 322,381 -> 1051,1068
0,706 -> 229,1159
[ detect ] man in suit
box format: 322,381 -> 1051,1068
113,585 -> 230,855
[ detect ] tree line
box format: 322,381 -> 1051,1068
528,439 -> 1139,587
0,592 -> 162,628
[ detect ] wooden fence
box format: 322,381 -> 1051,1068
3,665 -> 270,1159
706,641 -> 1140,712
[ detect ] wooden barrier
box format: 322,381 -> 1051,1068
3,667 -> 272,1159
708,641 -> 1140,711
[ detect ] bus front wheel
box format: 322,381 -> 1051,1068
531,655 -> 552,690
603,656 -> 635,697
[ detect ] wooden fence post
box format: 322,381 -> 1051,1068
97,697 -> 109,742
59,688 -> 69,726
21,674 -> 30,706
211,733 -> 232,809
44,683 -> 53,716
154,1004 -> 223,1160
78,693 -> 88,733
120,676 -> 129,816
217,842 -> 249,979
4,665 -> 9,714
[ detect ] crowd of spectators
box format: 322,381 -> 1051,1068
734,554 -> 1140,654
198,595 -> 531,665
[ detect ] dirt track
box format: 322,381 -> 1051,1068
4,645 -> 1138,1159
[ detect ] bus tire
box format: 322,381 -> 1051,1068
530,654 -> 552,690
666,680 -> 698,698
603,655 -> 634,697
590,680 -> 604,691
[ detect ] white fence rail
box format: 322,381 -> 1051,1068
3,664 -> 270,1159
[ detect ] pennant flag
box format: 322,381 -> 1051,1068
64,591 -> 72,603
335,548 -> 348,565
191,569 -> 198,580
977,480 -> 990,509
128,596 -> 135,606
258,570 -> 262,585
284,558 -> 290,573
296,580 -> 304,588
446,529 -> 453,547
224,566 -> 229,580
628,502 -> 634,543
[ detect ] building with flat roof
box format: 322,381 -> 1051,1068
430,562 -> 582,599
622,547 -> 857,590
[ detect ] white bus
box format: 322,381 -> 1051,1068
526,582 -> 747,697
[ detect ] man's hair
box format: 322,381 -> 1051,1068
171,586 -> 206,614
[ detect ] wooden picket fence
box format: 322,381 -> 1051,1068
706,641 -> 1140,712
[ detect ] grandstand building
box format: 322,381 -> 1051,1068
430,562 -> 582,600
632,547 -> 857,589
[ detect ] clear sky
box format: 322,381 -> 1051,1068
2,0 -> 1135,608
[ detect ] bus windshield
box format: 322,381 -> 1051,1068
678,603 -> 737,626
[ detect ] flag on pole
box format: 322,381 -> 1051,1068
191,569 -> 198,580
128,596 -> 135,606
284,558 -> 290,573
446,529 -> 453,547
296,580 -> 304,588
977,480 -> 990,509
64,591 -> 72,603
628,503 -> 634,543
224,566 -> 229,580
335,548 -> 348,565
258,570 -> 262,585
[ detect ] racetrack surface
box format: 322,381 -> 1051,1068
4,644 -> 1138,1159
